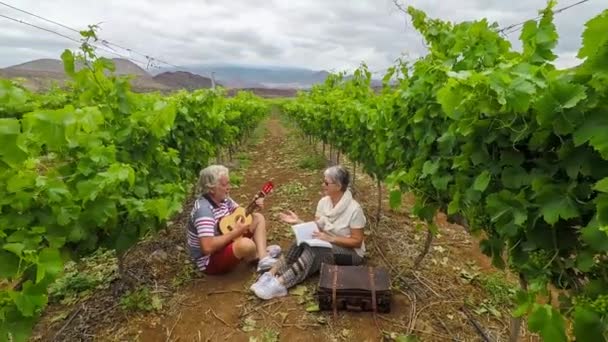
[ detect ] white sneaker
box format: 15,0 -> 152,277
249,272 -> 273,292
256,256 -> 277,273
266,245 -> 282,258
253,275 -> 287,300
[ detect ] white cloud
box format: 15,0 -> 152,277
0,0 -> 605,71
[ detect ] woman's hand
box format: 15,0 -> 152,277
312,231 -> 335,243
279,210 -> 301,224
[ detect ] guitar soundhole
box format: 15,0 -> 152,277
230,215 -> 245,230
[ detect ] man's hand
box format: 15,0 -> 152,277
234,216 -> 251,235
255,196 -> 265,209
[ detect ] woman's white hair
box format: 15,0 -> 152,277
324,165 -> 350,192
197,165 -> 229,195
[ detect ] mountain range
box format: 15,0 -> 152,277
154,64 -> 331,89
0,58 -> 332,93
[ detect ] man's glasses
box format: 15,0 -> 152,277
323,180 -> 334,186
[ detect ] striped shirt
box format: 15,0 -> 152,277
187,196 -> 238,271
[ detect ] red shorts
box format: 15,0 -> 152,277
204,232 -> 253,275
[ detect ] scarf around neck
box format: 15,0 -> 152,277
317,189 -> 353,234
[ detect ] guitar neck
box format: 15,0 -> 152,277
244,191 -> 264,215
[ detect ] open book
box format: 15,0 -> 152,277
292,221 -> 332,249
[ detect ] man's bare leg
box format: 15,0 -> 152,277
233,237 -> 257,262
251,213 -> 268,260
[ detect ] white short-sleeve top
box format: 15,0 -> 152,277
315,196 -> 367,257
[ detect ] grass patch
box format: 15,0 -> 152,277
478,272 -> 516,306
48,249 -> 118,305
249,119 -> 267,144
276,181 -> 307,196
465,272 -> 517,318
298,154 -> 325,170
171,262 -> 200,288
230,171 -> 244,188
235,152 -> 252,169
254,329 -> 279,342
120,286 -> 163,312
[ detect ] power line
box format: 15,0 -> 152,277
0,1 -> 180,69
498,0 -> 591,35
0,0 -> 80,34
0,13 -> 149,67
0,13 -> 80,44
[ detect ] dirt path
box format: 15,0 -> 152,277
126,111 -> 411,342
35,108 -> 539,342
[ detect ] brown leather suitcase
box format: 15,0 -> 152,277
316,263 -> 392,316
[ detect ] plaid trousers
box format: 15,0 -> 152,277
275,242 -> 364,289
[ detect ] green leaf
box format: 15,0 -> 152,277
541,196 -> 579,226
412,201 -> 436,223
61,49 -> 75,76
535,82 -> 586,126
528,304 -> 567,342
480,238 -> 505,269
431,174 -> 451,191
36,248 -> 63,283
437,81 -> 461,119
0,118 -> 27,166
290,285 -> 307,296
473,171 -> 491,192
389,189 -> 402,210
395,335 -> 419,342
597,195 -> 608,227
595,178 -> 608,193
513,290 -> 534,317
421,160 -> 439,178
573,111 -> 608,159
573,307 -> 607,342
447,192 -> 461,215
305,304 -> 320,312
0,308 -> 37,342
576,251 -> 595,272
0,250 -> 20,278
501,166 -> 529,189
577,9 -> 608,59
9,281 -> 47,317
535,187 -> 580,225
3,243 -> 25,256
581,218 -> 608,252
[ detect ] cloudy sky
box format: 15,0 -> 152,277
0,0 -> 605,72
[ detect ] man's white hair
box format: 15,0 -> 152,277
197,165 -> 229,195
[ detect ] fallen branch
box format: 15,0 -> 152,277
413,227 -> 434,269
431,312 -> 459,342
373,244 -> 420,298
282,323 -> 320,327
461,306 -> 493,342
412,271 -> 442,298
413,300 -> 461,329
207,290 -> 247,296
165,312 -> 182,342
88,303 -> 119,319
210,308 -> 233,328
397,288 -> 416,334
240,299 -> 280,317
377,315 -> 452,339
375,179 -> 382,230
53,305 -> 83,341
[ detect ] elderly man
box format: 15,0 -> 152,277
187,165 -> 279,275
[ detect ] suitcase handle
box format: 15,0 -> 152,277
345,303 -> 363,311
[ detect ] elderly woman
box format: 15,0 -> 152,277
251,165 -> 366,299
187,165 -> 279,275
